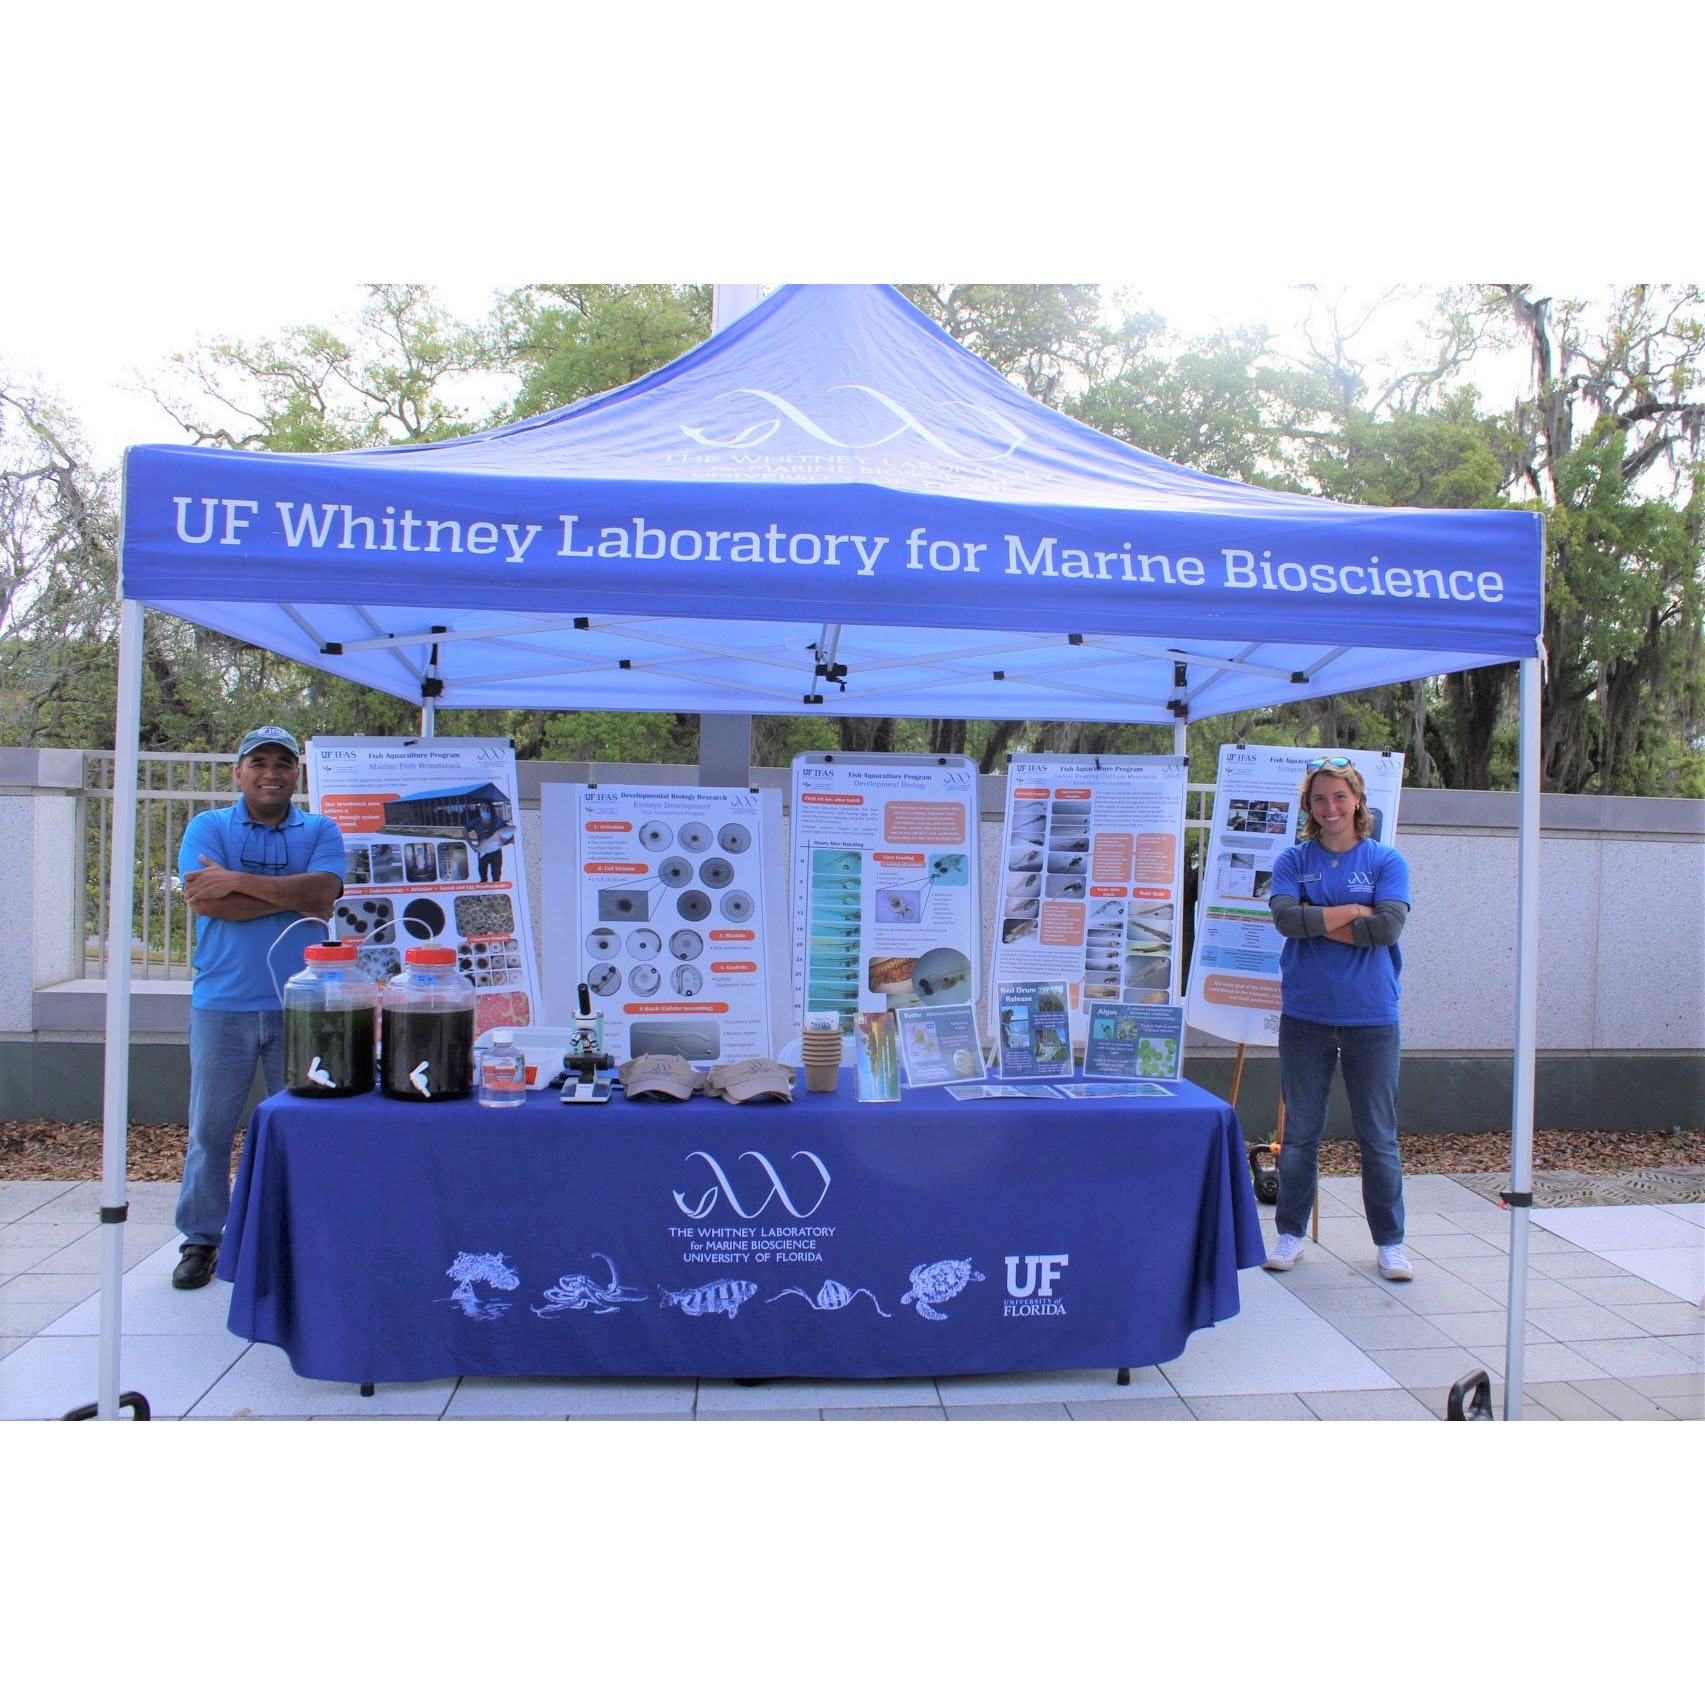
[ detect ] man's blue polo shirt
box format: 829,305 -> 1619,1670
178,800 -> 346,1010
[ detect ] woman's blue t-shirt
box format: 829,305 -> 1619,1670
1269,838 -> 1411,1026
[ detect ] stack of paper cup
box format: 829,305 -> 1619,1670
800,1022 -> 843,1093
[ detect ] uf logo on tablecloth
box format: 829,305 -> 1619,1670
672,1150 -> 832,1221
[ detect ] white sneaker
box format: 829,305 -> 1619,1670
1377,1244 -> 1414,1281
1264,1233 -> 1306,1272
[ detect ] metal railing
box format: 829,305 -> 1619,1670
80,751 -> 309,980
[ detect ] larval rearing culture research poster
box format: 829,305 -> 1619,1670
790,754 -> 981,1034
307,738 -> 540,1037
987,754 -> 1189,1046
1186,745 -> 1405,1047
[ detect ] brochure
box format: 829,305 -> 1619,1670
895,1002 -> 986,1088
1083,1001 -> 1186,1080
1056,1081 -> 1177,1099
854,1010 -> 901,1102
946,1082 -> 1062,1101
994,980 -> 1073,1078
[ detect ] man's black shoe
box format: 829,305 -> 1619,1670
172,1245 -> 219,1290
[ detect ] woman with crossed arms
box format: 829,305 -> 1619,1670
1262,755 -> 1415,1281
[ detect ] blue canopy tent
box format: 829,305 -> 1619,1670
98,284 -> 1548,1414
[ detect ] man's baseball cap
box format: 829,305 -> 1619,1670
618,1054 -> 706,1101
237,726 -> 301,761
707,1058 -> 796,1103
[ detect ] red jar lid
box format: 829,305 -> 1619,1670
404,946 -> 458,966
305,942 -> 359,962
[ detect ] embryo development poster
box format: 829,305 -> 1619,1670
540,783 -> 783,1064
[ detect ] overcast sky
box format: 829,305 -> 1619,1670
8,12 -> 1691,468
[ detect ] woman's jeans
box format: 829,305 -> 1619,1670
1277,1014 -> 1405,1247
175,1007 -> 284,1248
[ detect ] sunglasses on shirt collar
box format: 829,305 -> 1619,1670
239,822 -> 289,873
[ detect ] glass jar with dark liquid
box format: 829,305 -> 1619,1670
380,946 -> 475,1101
284,942 -> 378,1097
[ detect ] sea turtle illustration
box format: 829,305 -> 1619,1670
901,1258 -> 985,1321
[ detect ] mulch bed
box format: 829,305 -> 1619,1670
1,1119 -> 1700,1184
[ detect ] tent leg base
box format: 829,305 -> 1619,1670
1116,1367 -> 1130,1386
360,1383 -> 375,1397
63,1390 -> 152,1421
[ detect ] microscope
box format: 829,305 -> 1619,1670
554,981 -> 616,1104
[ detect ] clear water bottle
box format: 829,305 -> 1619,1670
478,1029 -> 526,1108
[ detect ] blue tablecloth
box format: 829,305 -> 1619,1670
221,1077 -> 1265,1385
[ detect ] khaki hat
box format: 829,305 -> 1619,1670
707,1057 -> 796,1103
618,1054 -> 706,1100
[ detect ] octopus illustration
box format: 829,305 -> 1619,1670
660,1278 -> 758,1319
442,1251 -> 520,1321
532,1253 -> 649,1317
769,1278 -> 892,1317
901,1258 -> 985,1321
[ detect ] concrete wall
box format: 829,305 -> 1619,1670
6,752 -> 1702,1133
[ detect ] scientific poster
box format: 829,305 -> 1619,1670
1186,745 -> 1406,1046
789,753 -> 980,1034
306,738 -> 539,1039
987,754 -> 1188,1048
548,784 -> 777,1065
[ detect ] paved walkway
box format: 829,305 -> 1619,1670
2,1175 -> 1699,1421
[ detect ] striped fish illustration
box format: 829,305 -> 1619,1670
659,1279 -> 758,1319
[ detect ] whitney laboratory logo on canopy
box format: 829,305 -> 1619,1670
676,384 -> 1028,462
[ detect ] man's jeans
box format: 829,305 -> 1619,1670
176,1007 -> 283,1248
1277,1014 -> 1405,1248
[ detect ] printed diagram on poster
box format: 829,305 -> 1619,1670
1083,1001 -> 1185,1081
307,739 -> 539,1038
1186,746 -> 1405,1047
988,755 -> 1188,1048
789,754 -> 980,1035
994,981 -> 1073,1079
896,1004 -> 986,1089
558,786 -> 773,1066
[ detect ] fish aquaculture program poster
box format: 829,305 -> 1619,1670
307,738 -> 539,1039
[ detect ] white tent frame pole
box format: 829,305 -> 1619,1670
1501,654 -> 1542,1419
97,597 -> 145,1419
699,284 -> 764,788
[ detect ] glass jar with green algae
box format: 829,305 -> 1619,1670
284,942 -> 379,1097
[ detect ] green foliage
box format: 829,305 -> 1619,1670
1071,328 -> 1306,484
151,284 -> 497,452
494,285 -> 711,419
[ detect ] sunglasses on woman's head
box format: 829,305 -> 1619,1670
1308,755 -> 1352,772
